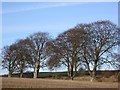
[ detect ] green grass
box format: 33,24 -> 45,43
38,72 -> 68,78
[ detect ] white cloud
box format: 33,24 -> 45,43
2,3 -> 84,14
2,23 -> 74,36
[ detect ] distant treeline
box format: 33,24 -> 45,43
2,70 -> 120,79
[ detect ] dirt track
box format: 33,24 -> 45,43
2,77 -> 118,88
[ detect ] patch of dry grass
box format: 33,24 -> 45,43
74,76 -> 118,82
2,77 -> 118,88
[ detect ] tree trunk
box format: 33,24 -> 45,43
20,69 -> 23,78
37,64 -> 40,78
19,64 -> 24,78
73,64 -> 77,77
91,63 -> 97,82
68,70 -> 71,78
91,71 -> 96,82
86,62 -> 92,77
33,67 -> 35,78
34,61 -> 40,78
34,67 -> 37,78
70,65 -> 74,80
67,63 -> 71,78
20,73 -> 23,78
8,71 -> 12,77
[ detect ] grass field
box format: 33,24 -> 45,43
2,77 -> 118,88
1,71 -> 119,88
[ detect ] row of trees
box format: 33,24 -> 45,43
2,33 -> 50,78
1,20 -> 120,81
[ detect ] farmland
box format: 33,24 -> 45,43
1,70 -> 119,88
2,77 -> 118,88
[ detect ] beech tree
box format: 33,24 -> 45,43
27,32 -> 51,78
2,39 -> 32,78
15,39 -> 32,78
47,28 -> 87,80
112,53 -> 120,70
76,21 -> 119,81
2,44 -> 18,77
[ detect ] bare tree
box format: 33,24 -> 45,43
76,21 -> 119,81
111,53 -> 120,70
27,32 -> 51,78
47,28 -> 86,80
15,39 -> 32,78
1,44 -> 18,77
2,39 -> 33,78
